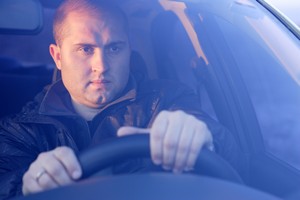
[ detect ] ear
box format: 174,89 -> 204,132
49,44 -> 62,70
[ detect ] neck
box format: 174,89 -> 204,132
71,99 -> 101,121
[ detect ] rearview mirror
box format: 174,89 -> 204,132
0,0 -> 43,35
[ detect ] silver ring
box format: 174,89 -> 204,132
35,169 -> 46,182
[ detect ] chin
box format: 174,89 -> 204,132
93,96 -> 111,107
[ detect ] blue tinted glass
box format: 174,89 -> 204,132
214,2 -> 300,169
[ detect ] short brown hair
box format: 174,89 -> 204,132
53,0 -> 129,45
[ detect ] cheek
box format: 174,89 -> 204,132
60,60 -> 90,90
115,56 -> 130,81
61,52 -> 90,76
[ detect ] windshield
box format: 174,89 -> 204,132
179,0 -> 300,170
217,0 -> 300,170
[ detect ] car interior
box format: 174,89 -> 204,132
1,0 -> 300,199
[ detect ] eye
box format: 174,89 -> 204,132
79,46 -> 94,55
107,45 -> 120,54
111,46 -> 120,52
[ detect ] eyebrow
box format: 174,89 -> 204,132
74,41 -> 127,47
105,41 -> 127,46
73,43 -> 97,47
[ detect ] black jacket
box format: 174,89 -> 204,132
0,77 -> 241,199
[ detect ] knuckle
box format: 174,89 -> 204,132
177,143 -> 189,153
171,110 -> 185,120
47,165 -> 61,177
164,139 -> 177,151
155,110 -> 169,121
152,130 -> 163,142
196,120 -> 208,130
55,146 -> 72,158
189,146 -> 200,155
37,152 -> 49,161
151,125 -> 166,140
159,110 -> 170,117
38,175 -> 50,188
174,110 -> 185,115
187,114 -> 196,122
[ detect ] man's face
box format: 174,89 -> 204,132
50,11 -> 131,108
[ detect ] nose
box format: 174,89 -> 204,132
91,50 -> 108,73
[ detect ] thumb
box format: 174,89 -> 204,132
117,126 -> 150,137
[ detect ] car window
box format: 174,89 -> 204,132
211,2 -> 300,170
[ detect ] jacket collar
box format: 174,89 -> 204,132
39,75 -> 137,117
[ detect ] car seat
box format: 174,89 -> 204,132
150,11 -> 217,119
0,56 -> 53,117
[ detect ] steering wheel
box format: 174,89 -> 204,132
78,134 -> 243,183
16,134 -> 282,200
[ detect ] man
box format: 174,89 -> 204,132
0,0 -> 240,198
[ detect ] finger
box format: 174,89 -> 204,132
150,111 -> 169,165
42,153 -> 73,185
162,111 -> 185,170
27,153 -> 59,190
22,171 -> 43,195
117,126 -> 150,137
36,170 -> 58,189
52,147 -> 82,180
185,123 -> 211,171
173,117 -> 196,173
22,157 -> 58,194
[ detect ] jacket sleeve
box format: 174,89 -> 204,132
0,118 -> 40,199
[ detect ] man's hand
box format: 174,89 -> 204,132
117,110 -> 213,173
22,147 -> 82,195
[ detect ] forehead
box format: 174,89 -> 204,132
63,11 -> 128,44
68,10 -> 123,28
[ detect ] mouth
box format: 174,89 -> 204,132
90,79 -> 111,87
91,79 -> 110,83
